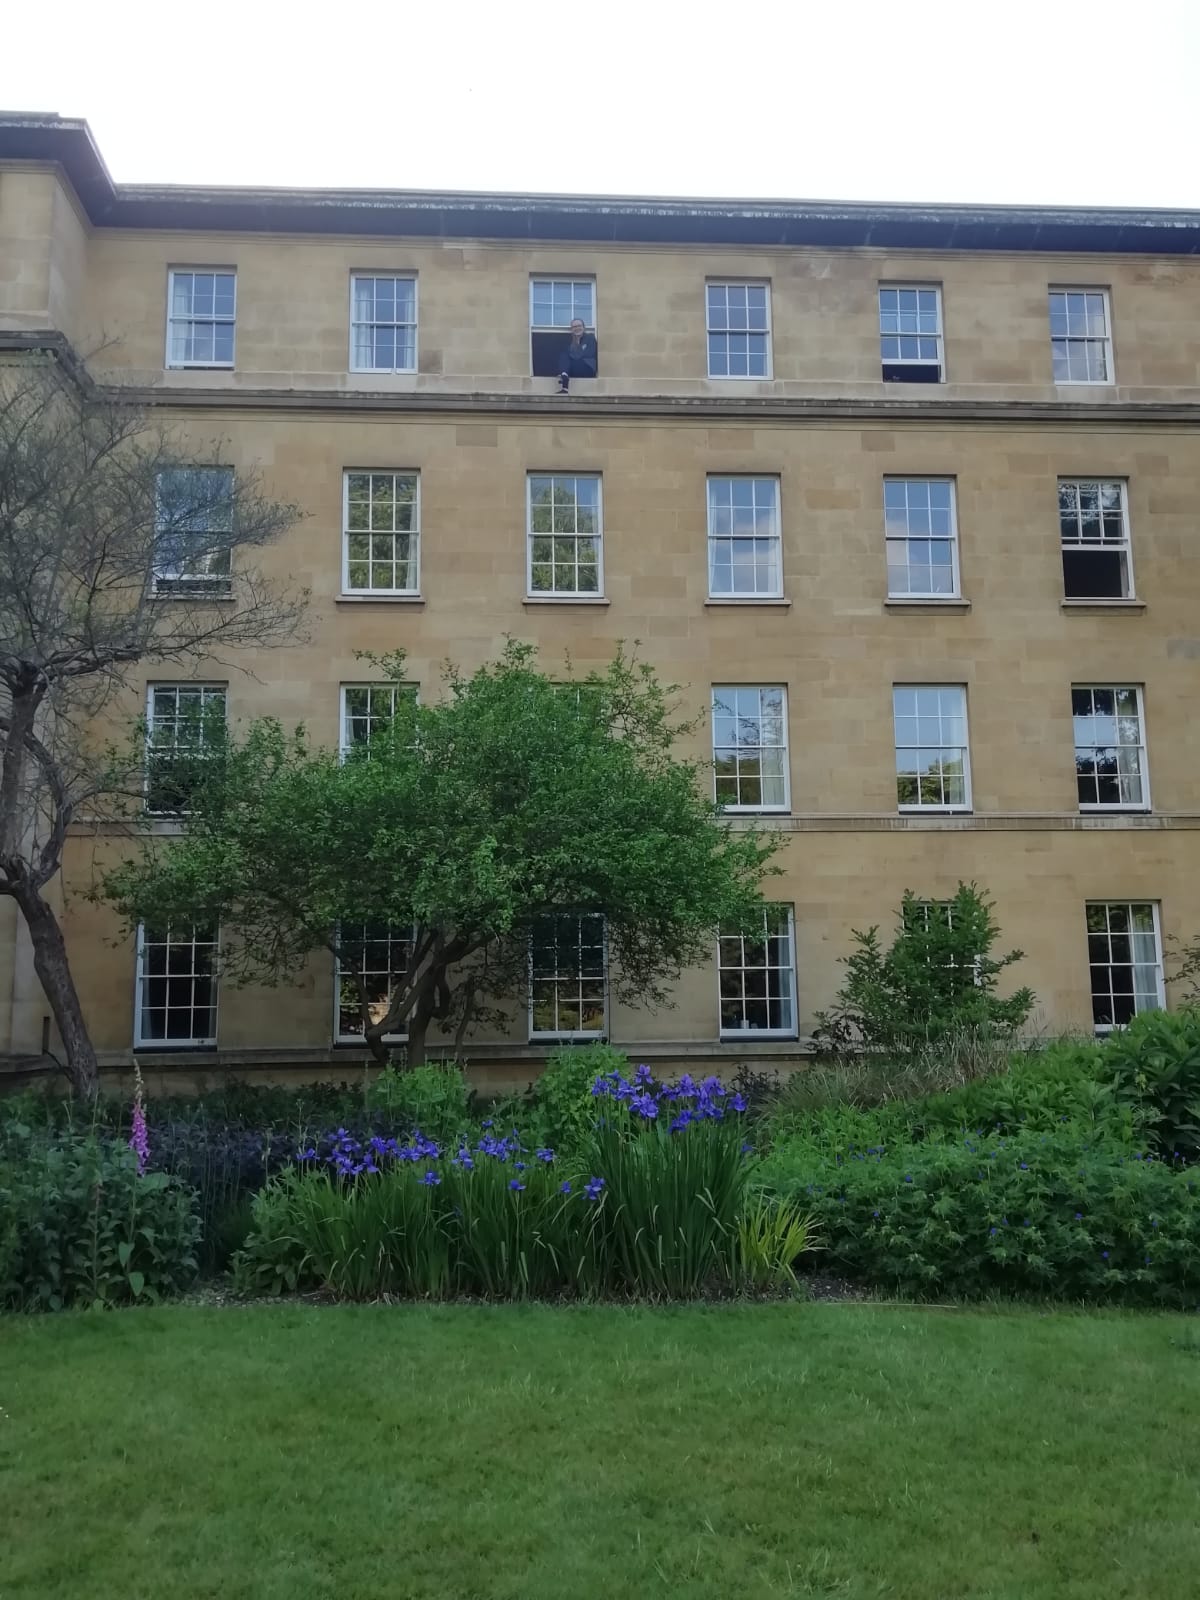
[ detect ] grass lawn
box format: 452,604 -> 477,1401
2,1301 -> 1199,1599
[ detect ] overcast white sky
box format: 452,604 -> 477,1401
4,0 -> 1198,205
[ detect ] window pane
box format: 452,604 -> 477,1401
718,907 -> 795,1036
1086,903 -> 1161,1029
711,686 -> 789,809
884,479 -> 957,597
893,687 -> 968,810
529,913 -> 606,1036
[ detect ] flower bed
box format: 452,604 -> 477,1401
234,1067 -> 812,1300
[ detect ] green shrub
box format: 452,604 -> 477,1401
0,1129 -> 200,1311
764,1040 -> 1121,1153
364,1063 -> 472,1144
814,883 -> 1035,1058
914,1042 -> 1123,1140
534,1042 -> 628,1153
755,1125 -> 1200,1305
1103,1008 -> 1200,1161
231,1170 -> 311,1298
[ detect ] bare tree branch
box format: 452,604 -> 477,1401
0,352 -> 309,1093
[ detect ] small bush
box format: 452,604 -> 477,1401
764,1040 -> 1120,1152
756,1125 -> 1200,1304
1103,1008 -> 1200,1161
365,1063 -> 473,1145
534,1043 -> 627,1153
0,1128 -> 200,1311
732,1195 -> 820,1292
814,883 -> 1035,1058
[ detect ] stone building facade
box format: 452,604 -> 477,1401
2,113 -> 1199,1087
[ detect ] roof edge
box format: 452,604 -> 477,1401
3,114 -> 1200,253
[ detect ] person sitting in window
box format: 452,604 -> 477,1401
557,319 -> 598,393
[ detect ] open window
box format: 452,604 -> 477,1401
879,285 -> 943,383
530,278 -> 597,378
1059,479 -> 1132,598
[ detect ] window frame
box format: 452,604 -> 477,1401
705,280 -> 773,380
144,682 -> 227,816
528,911 -> 609,1042
165,268 -> 237,370
153,465 -> 235,594
348,273 -> 419,374
133,922 -> 219,1049
341,470 -> 421,597
529,277 -> 597,334
1085,901 -> 1165,1033
717,904 -> 798,1040
529,277 -> 597,379
1058,477 -> 1134,600
711,684 -> 791,814
1048,287 -> 1114,386
339,682 -> 416,759
526,472 -> 604,598
706,475 -> 784,599
333,922 -> 415,1044
883,476 -> 960,599
878,283 -> 945,382
1072,684 -> 1151,813
892,684 -> 972,814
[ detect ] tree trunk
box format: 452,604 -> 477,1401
404,989 -> 436,1070
13,881 -> 99,1098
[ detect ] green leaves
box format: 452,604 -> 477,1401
0,1130 -> 200,1312
1104,1008 -> 1200,1160
103,644 -> 777,1059
814,882 -> 1035,1058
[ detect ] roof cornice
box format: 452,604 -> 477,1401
3,113 -> 1200,254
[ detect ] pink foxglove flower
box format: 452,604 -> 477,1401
129,1063 -> 149,1175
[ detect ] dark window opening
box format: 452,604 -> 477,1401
1063,548 -> 1125,599
882,361 -> 942,383
531,330 -> 599,380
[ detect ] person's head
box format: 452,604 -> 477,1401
570,318 -> 585,337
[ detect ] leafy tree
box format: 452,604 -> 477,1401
0,356 -> 305,1095
813,882 -> 1035,1059
102,644 -> 777,1067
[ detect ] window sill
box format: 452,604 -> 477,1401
523,595 -> 610,607
704,597 -> 791,608
898,807 -> 973,816
1061,599 -> 1145,613
719,1032 -> 799,1043
150,590 -> 236,604
133,1043 -> 217,1054
529,1035 -> 608,1045
336,593 -> 425,606
1079,806 -> 1152,816
165,364 -> 235,372
334,1037 -> 407,1046
884,597 -> 971,612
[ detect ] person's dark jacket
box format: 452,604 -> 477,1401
559,333 -> 598,378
